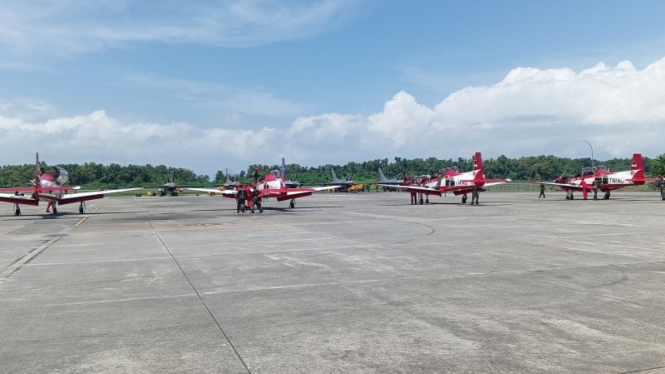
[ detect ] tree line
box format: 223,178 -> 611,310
1,154 -> 663,189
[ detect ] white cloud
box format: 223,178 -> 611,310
1,57 -> 664,175
122,73 -> 307,118
0,0 -> 359,55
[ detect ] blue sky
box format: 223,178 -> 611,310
1,0 -> 665,176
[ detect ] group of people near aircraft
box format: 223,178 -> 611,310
0,152 -> 662,216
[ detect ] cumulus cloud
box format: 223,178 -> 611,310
1,57 -> 664,175
0,0 -> 359,55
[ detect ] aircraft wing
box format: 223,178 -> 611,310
376,184 -> 443,196
48,188 -> 143,205
0,192 -> 39,206
308,185 -> 341,192
480,179 -> 512,187
537,181 -> 584,190
183,187 -> 236,197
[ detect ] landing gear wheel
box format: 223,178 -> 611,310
425,197 -> 429,204
289,200 -> 295,209
604,192 -> 610,200
251,205 -> 255,214
14,205 -> 21,216
78,202 -> 86,214
462,195 -> 467,204
419,197 -> 424,205
53,205 -> 57,214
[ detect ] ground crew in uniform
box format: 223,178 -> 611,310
592,181 -> 599,200
539,184 -> 546,198
252,184 -> 262,212
658,176 -> 665,201
252,167 -> 260,185
471,189 -> 480,205
236,183 -> 247,212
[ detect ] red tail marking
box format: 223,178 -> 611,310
473,152 -> 485,182
631,153 -> 645,180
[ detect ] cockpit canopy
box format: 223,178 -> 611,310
440,166 -> 459,174
270,169 -> 282,179
581,165 -> 608,176
55,166 -> 69,185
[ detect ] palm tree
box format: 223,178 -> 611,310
652,154 -> 665,176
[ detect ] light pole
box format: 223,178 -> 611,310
581,140 -> 594,170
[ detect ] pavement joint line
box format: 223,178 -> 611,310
133,200 -> 253,374
0,234 -> 64,284
618,364 -> 665,374
74,202 -> 106,227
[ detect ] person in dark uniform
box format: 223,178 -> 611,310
658,176 -> 665,201
252,167 -> 260,185
236,183 -> 247,212
539,184 -> 546,198
252,184 -> 262,212
592,181 -> 599,200
471,189 -> 479,205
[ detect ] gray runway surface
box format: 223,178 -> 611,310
1,191 -> 664,373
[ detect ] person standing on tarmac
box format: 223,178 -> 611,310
471,189 -> 479,205
539,184 -> 546,198
658,176 -> 665,201
252,184 -> 262,212
236,183 -> 247,212
592,180 -> 599,200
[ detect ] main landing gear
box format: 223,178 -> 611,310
78,202 -> 86,214
289,199 -> 296,209
566,191 -> 574,200
604,191 -> 611,200
13,204 -> 21,216
462,194 -> 467,204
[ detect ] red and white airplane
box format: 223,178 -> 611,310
539,153 -> 659,200
378,152 -> 511,205
184,158 -> 339,211
0,153 -> 141,216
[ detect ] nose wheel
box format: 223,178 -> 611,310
78,202 -> 86,214
289,199 -> 295,209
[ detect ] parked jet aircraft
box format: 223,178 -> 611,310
147,171 -> 181,196
378,152 -> 510,204
220,169 -> 240,189
539,153 -> 659,200
322,169 -> 356,191
376,168 -> 404,191
0,153 -> 141,215
377,168 -> 404,185
184,158 -> 339,210
285,174 -> 301,188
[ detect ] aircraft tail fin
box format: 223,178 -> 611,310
331,169 -> 338,182
34,152 -> 41,189
346,173 -> 352,181
378,168 -> 387,182
281,158 -> 286,183
631,153 -> 645,180
473,152 -> 485,182
169,170 -> 174,183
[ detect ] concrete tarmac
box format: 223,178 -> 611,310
1,191 -> 664,373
